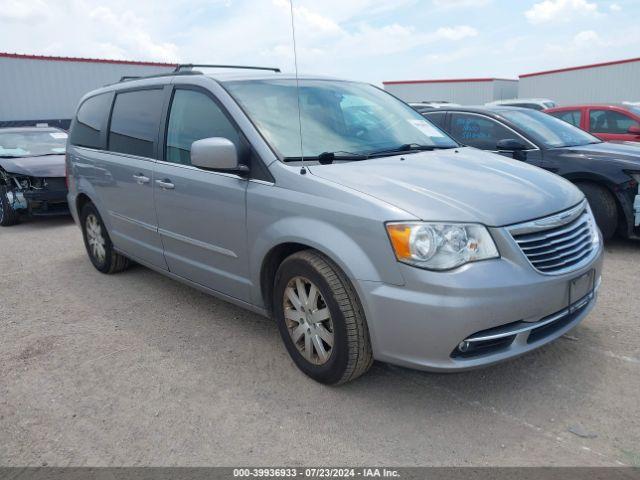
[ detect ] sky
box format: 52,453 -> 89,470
1,0 -> 638,85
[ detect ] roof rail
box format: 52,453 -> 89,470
174,64 -> 281,73
119,75 -> 141,82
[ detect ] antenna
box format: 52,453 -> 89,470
288,0 -> 306,175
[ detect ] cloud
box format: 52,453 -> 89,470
0,0 -> 50,23
432,0 -> 491,7
609,2 -> 621,11
525,0 -> 599,24
433,25 -> 478,40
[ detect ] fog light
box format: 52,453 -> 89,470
458,341 -> 470,352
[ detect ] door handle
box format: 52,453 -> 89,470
156,179 -> 175,190
132,173 -> 150,184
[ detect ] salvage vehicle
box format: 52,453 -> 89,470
422,106 -> 640,241
66,65 -> 603,384
0,126 -> 69,226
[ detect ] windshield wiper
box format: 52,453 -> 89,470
365,143 -> 448,157
283,151 -> 368,164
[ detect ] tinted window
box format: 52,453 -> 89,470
550,110 -> 581,127
108,89 -> 164,158
589,109 -> 640,134
423,111 -> 446,128
501,109 -> 600,148
449,113 -> 518,150
70,94 -> 111,148
166,89 -> 240,165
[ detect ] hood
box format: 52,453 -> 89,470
308,148 -> 583,227
560,142 -> 640,170
0,155 -> 66,178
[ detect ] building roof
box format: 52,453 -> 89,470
520,56 -> 640,78
382,77 -> 517,85
0,52 -> 177,68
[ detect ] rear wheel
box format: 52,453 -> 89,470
80,202 -> 129,274
273,250 -> 373,385
0,185 -> 19,227
575,182 -> 618,240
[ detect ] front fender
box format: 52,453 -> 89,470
249,216 -> 405,308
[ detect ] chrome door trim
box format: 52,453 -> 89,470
158,228 -> 238,258
109,211 -> 158,233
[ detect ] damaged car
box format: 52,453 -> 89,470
0,126 -> 69,226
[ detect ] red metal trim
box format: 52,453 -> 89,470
382,77 -> 517,85
0,52 -> 177,67
520,57 -> 640,78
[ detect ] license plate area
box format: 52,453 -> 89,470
569,269 -> 595,312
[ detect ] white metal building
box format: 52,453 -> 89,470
382,78 -> 519,105
0,53 -> 177,129
519,57 -> 640,105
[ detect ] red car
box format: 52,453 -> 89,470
545,104 -> 640,143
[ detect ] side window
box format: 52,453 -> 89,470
423,111 -> 446,128
449,113 -> 520,150
70,94 -> 111,148
550,110 -> 581,127
108,89 -> 164,158
166,89 -> 240,165
589,109 -> 640,134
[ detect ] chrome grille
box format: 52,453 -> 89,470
509,201 -> 597,274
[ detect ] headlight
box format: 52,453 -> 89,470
386,222 -> 499,270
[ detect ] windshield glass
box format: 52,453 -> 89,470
499,109 -> 600,148
223,79 -> 458,159
0,130 -> 67,157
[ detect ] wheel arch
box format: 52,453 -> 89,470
567,174 -> 632,235
253,218 -> 403,315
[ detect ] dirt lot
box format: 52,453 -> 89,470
1,217 -> 639,467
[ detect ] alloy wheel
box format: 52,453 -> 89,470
283,276 -> 335,365
86,214 -> 106,264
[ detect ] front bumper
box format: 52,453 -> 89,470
22,187 -> 69,216
357,226 -> 604,372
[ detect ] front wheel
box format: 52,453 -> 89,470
273,250 -> 373,385
80,202 -> 129,274
0,186 -> 20,227
575,182 -> 618,240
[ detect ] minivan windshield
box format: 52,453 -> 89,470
500,109 -> 601,148
223,79 -> 458,160
0,130 -> 67,158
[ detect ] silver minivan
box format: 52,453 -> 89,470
66,66 -> 603,384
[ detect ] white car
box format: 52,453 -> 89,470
486,98 -> 556,111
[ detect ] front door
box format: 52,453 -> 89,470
448,112 -> 543,167
588,108 -> 640,143
154,87 -> 250,302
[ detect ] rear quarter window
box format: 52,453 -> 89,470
69,93 -> 112,149
108,89 -> 165,158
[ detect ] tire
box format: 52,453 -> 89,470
273,250 -> 373,385
575,182 -> 618,241
0,185 -> 20,227
80,202 -> 129,274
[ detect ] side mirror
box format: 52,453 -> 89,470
496,139 -> 528,151
627,125 -> 640,135
190,137 -> 249,175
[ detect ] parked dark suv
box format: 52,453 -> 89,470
423,106 -> 640,240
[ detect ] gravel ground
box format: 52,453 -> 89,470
1,217 -> 639,467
